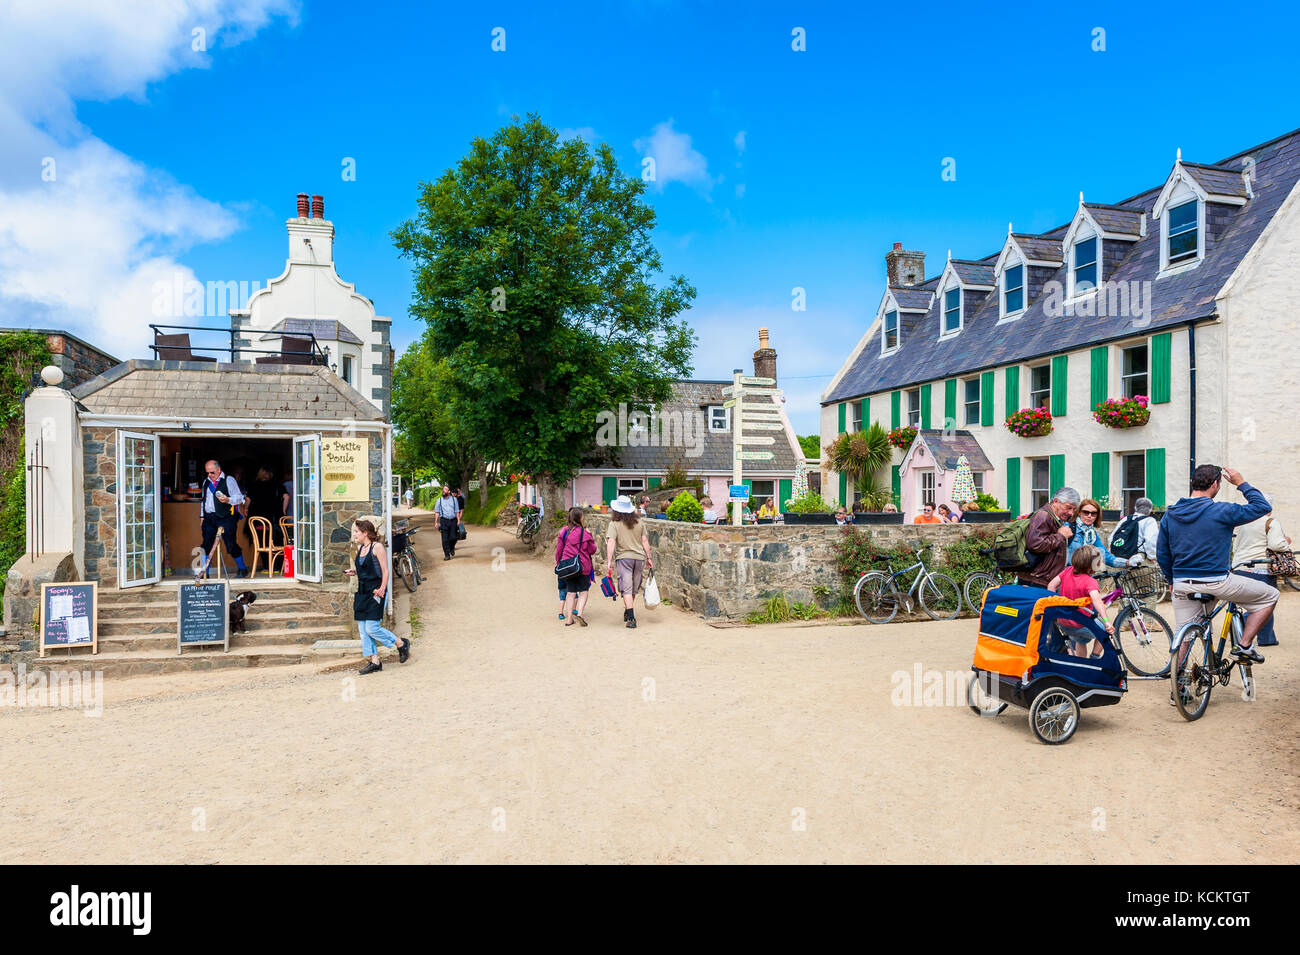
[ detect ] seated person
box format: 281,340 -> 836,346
937,504 -> 958,523
1047,546 -> 1115,658
756,498 -> 777,521
700,496 -> 718,523
914,502 -> 943,524
882,503 -> 898,513
834,507 -> 852,525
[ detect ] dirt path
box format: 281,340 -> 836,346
1,524 -> 1296,863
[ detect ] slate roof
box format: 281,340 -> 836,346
891,286 -> 934,310
1181,162 -> 1251,199
951,260 -> 996,286
1011,234 -> 1063,263
587,380 -> 801,473
259,318 -> 364,345
826,127 -> 1300,404
911,430 -> 993,472
71,360 -> 386,421
1084,203 -> 1144,236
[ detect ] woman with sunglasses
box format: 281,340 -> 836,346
1068,498 -> 1137,573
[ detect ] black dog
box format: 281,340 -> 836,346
229,591 -> 257,633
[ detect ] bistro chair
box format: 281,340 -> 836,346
255,335 -> 316,366
279,516 -> 294,546
247,516 -> 284,578
153,332 -> 217,363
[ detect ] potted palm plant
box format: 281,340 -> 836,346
815,422 -> 901,523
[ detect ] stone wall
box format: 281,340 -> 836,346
540,513 -> 1007,620
45,333 -> 118,389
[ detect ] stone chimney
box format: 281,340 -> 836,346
885,241 -> 926,287
287,192 -> 334,265
311,194 -> 324,219
752,327 -> 777,383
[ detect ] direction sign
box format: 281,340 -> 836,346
736,450 -> 775,461
741,436 -> 776,445
722,386 -> 784,399
740,421 -> 783,431
722,398 -> 737,409
739,376 -> 776,386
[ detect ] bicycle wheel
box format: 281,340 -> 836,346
1171,623 -> 1212,721
398,553 -> 416,592
963,572 -> 998,612
1283,576 -> 1300,593
1112,605 -> 1173,678
918,573 -> 962,621
854,572 -> 899,624
967,671 -> 1008,717
411,556 -> 423,586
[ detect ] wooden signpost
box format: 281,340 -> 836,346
737,450 -> 775,461
39,582 -> 98,657
178,579 -> 230,654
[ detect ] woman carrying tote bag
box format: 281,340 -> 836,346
554,507 -> 597,627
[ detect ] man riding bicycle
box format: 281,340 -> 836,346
1157,465 -> 1277,670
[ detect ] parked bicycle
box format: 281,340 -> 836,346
853,541 -> 962,623
1169,559 -> 1270,721
1093,564 -> 1173,678
962,551 -> 1016,611
392,522 -> 422,592
518,506 -> 542,544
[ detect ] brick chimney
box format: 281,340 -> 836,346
296,193 -> 310,218
885,241 -> 926,287
752,327 -> 777,383
311,194 -> 324,219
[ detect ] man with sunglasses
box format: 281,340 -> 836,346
913,502 -> 943,524
198,459 -> 248,578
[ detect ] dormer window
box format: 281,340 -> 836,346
1167,199 -> 1198,264
1072,236 -> 1097,294
1003,264 -> 1024,315
943,288 -> 961,335
882,309 -> 899,353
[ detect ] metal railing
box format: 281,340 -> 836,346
147,324 -> 328,365
26,438 -> 47,559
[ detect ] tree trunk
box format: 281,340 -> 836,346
479,460 -> 490,508
538,473 -> 566,523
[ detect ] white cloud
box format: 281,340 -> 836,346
633,119 -> 713,193
557,126 -> 599,146
735,184 -> 746,199
0,1 -> 298,353
734,130 -> 746,154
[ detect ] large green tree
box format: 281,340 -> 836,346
392,115 -> 696,514
390,334 -> 483,497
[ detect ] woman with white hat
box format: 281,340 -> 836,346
1233,492 -> 1290,646
605,495 -> 653,628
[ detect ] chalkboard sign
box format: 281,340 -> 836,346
39,582 -> 98,656
177,580 -> 230,654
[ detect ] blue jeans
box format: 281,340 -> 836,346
359,619 -> 399,656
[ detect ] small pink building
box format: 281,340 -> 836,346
896,429 -> 993,521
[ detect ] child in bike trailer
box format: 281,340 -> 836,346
1048,546 -> 1115,658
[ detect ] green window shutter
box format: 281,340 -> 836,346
1146,448 -> 1166,508
837,402 -> 846,433
890,390 -> 901,429
855,399 -> 865,431
980,371 -> 995,427
891,465 -> 901,508
944,378 -> 957,425
1050,355 -> 1068,417
920,383 -> 932,430
1151,332 -> 1172,403
601,476 -> 617,503
1006,458 -> 1020,516
838,473 -> 847,507
1049,454 -> 1065,497
862,396 -> 870,428
1091,452 -> 1109,502
1090,346 -> 1108,413
648,477 -> 661,489
1005,365 -> 1020,417
779,479 -> 793,509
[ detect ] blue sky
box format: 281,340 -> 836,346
2,0 -> 1298,434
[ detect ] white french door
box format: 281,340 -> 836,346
118,431 -> 161,588
292,435 -> 322,582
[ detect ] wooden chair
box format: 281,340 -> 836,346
279,517 -> 294,546
154,332 -> 217,363
255,335 -> 316,365
248,516 -> 284,578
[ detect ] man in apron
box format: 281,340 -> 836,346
199,459 -> 248,577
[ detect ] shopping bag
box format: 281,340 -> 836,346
644,570 -> 661,608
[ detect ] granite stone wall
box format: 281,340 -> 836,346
542,513 -> 1006,620
46,334 -> 117,389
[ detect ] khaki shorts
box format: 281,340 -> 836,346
1171,573 -> 1278,628
616,558 -> 644,596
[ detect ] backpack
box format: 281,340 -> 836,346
993,514 -> 1041,571
1109,514 -> 1149,559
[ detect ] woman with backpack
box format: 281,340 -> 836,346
1069,498 -> 1137,573
555,507 -> 598,627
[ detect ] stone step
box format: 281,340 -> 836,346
96,626 -> 355,653
98,611 -> 341,636
25,643 -> 359,679
99,599 -> 318,621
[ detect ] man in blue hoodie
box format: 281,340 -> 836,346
1158,464 -> 1276,664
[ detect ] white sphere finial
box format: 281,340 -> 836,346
40,365 -> 64,386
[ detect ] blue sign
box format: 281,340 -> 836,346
728,484 -> 749,501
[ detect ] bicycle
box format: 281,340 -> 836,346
393,523 -> 422,593
1094,564 -> 1173,678
853,541 -> 962,623
962,551 -> 1016,611
518,507 -> 542,544
1169,560 -> 1270,721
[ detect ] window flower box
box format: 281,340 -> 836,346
1093,395 -> 1151,429
887,426 -> 918,450
1005,406 -> 1053,437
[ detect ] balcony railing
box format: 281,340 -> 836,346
148,324 -> 328,366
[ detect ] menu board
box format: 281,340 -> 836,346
39,582 -> 98,656
178,580 -> 230,653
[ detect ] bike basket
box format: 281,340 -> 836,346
1120,564 -> 1163,599
392,532 -> 408,554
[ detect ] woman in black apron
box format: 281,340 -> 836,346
344,520 -> 410,674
